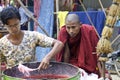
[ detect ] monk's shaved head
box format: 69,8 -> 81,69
65,14 -> 81,37
65,14 -> 80,23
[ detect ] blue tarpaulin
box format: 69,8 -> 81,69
35,0 -> 54,61
70,11 -> 106,36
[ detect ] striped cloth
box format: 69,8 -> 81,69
35,0 -> 54,61
34,0 -> 41,30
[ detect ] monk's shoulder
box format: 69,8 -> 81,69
60,25 -> 67,32
81,24 -> 94,31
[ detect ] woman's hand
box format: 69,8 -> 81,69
38,39 -> 64,70
38,56 -> 50,70
18,64 -> 38,76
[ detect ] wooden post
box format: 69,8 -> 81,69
56,0 -> 59,37
0,61 -> 1,80
26,0 -> 28,7
102,61 -> 106,80
99,54 -> 109,80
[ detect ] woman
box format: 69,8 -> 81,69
0,6 -> 64,71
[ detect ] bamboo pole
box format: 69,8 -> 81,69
17,0 -> 49,36
97,1 -> 120,80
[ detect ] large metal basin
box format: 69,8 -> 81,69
3,62 -> 80,80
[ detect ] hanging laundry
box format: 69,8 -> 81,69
58,11 -> 68,29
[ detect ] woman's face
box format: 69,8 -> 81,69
5,18 -> 21,35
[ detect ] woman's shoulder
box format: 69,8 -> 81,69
0,35 -> 7,40
23,30 -> 45,38
0,35 -> 8,44
24,30 -> 42,35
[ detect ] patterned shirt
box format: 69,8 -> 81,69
0,31 -> 54,68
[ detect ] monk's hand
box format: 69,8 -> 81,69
38,56 -> 50,70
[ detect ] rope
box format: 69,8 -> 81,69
111,34 -> 120,45
114,61 -> 120,77
79,0 -> 100,38
98,0 -> 107,18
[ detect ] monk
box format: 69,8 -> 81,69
56,14 -> 100,80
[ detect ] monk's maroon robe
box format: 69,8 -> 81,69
56,24 -> 99,74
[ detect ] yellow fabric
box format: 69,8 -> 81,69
58,11 -> 69,28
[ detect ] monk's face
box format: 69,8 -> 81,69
66,21 -> 81,37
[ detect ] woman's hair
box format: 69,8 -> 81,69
0,6 -> 21,25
